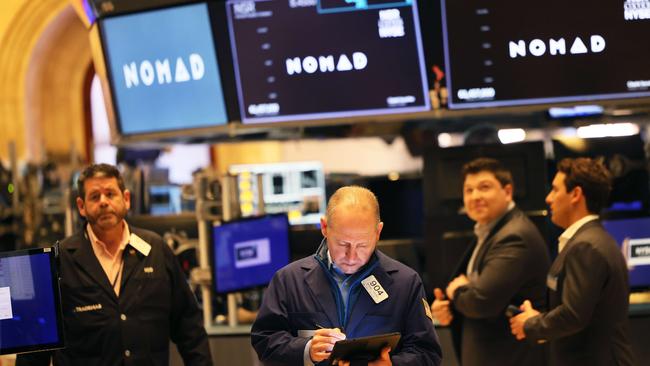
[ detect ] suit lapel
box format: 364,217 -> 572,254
304,261 -> 339,327
452,238 -> 477,279
471,208 -> 518,273
71,231 -> 118,301
551,220 -> 600,275
120,246 -> 142,288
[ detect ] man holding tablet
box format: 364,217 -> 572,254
251,186 -> 442,365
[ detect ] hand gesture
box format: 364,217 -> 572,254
431,288 -> 453,326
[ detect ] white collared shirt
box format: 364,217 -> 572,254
558,214 -> 599,253
87,220 -> 130,296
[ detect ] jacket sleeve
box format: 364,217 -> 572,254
390,273 -> 443,366
453,234 -> 532,318
165,244 -> 213,366
524,242 -> 607,342
250,272 -> 310,366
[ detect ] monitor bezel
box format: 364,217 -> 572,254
210,213 -> 291,295
94,1 -> 233,144
224,0 -> 431,126
601,215 -> 650,292
438,0 -> 650,110
0,246 -> 65,356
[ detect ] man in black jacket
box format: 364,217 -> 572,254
431,158 -> 550,366
510,157 -> 635,366
17,163 -> 211,366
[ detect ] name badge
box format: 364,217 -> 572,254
129,233 -> 151,256
547,275 -> 558,291
361,275 -> 388,304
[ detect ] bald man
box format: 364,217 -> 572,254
251,186 -> 442,366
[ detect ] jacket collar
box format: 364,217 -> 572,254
66,224 -> 149,301
301,241 -> 399,330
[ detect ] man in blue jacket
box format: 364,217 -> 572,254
251,186 -> 442,365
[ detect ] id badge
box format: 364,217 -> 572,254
361,275 -> 389,304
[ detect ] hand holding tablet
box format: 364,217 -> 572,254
327,332 -> 401,366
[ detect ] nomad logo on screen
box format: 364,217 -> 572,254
122,54 -> 206,88
226,0 -> 429,123
508,35 -> 605,58
234,239 -> 271,268
101,3 -> 228,134
285,52 -> 368,75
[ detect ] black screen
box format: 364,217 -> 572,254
226,0 -> 430,123
440,0 -> 650,108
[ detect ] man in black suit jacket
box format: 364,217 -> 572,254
510,157 -> 636,366
431,158 -> 550,366
17,163 -> 211,366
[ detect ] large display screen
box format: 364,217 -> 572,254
603,217 -> 650,290
226,0 -> 430,123
0,248 -> 64,355
212,214 -> 291,293
440,0 -> 650,109
100,3 -> 229,135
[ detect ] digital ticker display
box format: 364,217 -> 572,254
226,0 -> 430,124
441,0 -> 650,109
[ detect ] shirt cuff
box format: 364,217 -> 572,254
304,339 -> 315,366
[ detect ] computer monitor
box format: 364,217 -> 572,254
211,214 -> 291,294
225,0 -> 430,124
229,161 -> 327,226
602,217 -> 650,291
98,2 -> 229,138
0,247 -> 64,355
439,0 -> 650,109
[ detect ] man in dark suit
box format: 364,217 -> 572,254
431,158 -> 550,366
510,157 -> 636,366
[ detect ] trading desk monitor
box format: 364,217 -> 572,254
212,214 -> 291,293
226,0 -> 430,123
0,247 -> 64,355
602,217 -> 650,291
99,2 -> 229,136
440,0 -> 650,109
229,161 -> 327,226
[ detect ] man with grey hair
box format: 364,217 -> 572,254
252,186 -> 442,365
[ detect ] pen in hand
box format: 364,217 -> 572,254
315,323 -> 345,334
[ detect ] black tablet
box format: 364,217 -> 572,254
0,246 -> 65,355
327,332 -> 401,365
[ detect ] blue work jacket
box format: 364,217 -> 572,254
251,247 -> 442,365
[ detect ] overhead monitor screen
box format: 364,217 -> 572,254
440,0 -> 650,109
100,3 -> 229,135
226,0 -> 430,123
603,217 -> 650,290
229,161 -> 327,226
212,214 -> 291,293
0,247 -> 64,355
